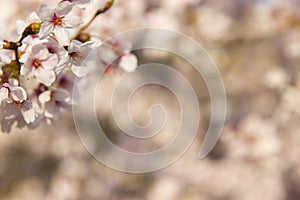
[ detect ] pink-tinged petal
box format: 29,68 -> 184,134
42,54 -> 58,70
34,68 -> 56,86
21,103 -> 35,124
38,91 -> 51,104
37,4 -> 53,21
63,15 -> 83,28
20,64 -> 34,78
8,79 -> 19,87
39,22 -> 53,39
19,52 -> 30,63
0,87 -> 9,101
53,27 -> 70,46
119,53 -> 138,72
71,65 -> 87,77
27,12 -> 40,23
32,45 -> 50,60
22,109 -> 35,123
55,1 -> 73,16
69,40 -> 81,52
10,86 -> 27,102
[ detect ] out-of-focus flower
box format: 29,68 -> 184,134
264,66 -> 290,90
0,81 -> 27,104
37,2 -> 82,45
0,79 -> 39,132
20,44 -> 58,86
39,89 -> 72,122
68,40 -> 96,77
118,53 -> 138,72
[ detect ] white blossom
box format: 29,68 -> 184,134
20,44 -> 58,86
39,89 -> 72,121
37,2 -> 83,45
118,53 -> 138,72
68,40 -> 96,77
0,80 -> 27,104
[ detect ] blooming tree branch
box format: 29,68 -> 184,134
0,0 -> 138,133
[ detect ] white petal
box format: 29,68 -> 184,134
28,12 -> 40,23
0,87 -> 9,101
53,27 -> 70,46
34,68 -> 56,86
38,90 -> 52,104
20,64 -> 34,79
63,16 -> 83,28
37,4 -> 53,21
16,20 -> 27,35
69,40 -> 81,52
10,86 -> 27,102
71,65 -> 87,77
21,103 -> 35,124
33,45 -> 50,60
98,46 -> 117,64
119,53 -> 138,72
8,79 -> 19,87
39,22 -> 53,39
42,54 -> 58,70
19,51 -> 30,63
55,1 -> 73,16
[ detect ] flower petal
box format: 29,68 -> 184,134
53,27 -> 70,46
16,20 -> 27,35
55,1 -> 73,16
63,15 -> 83,28
43,54 -> 58,70
0,87 -> 9,101
10,86 -> 27,102
34,68 -> 56,86
71,65 -> 88,77
39,90 -> 52,104
21,102 -> 35,124
32,45 -> 50,60
37,4 -> 53,21
119,53 -> 138,72
20,64 -> 34,79
39,22 -> 53,39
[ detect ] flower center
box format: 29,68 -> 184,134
32,59 -> 42,68
69,51 -> 83,65
51,14 -> 64,26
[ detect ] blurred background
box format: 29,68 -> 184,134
1,0 -> 300,199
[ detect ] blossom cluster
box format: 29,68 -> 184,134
0,0 -> 138,133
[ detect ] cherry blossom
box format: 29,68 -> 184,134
118,53 -> 138,72
38,89 -> 72,121
0,0 -> 136,133
20,44 -> 58,86
37,2 -> 83,45
67,40 -> 96,77
0,81 -> 27,104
